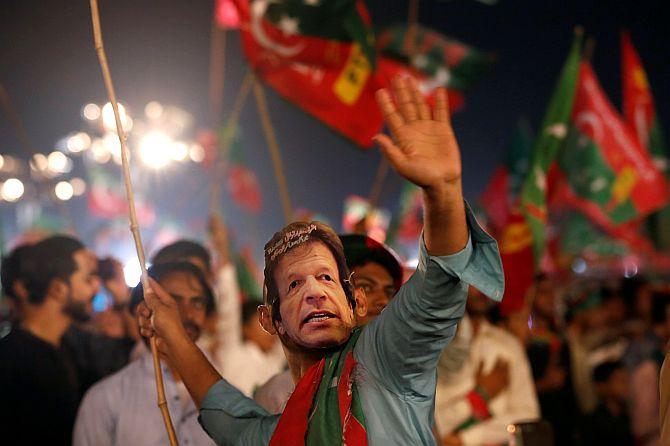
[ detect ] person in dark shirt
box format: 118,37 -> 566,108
580,360 -> 635,446
0,236 -> 100,446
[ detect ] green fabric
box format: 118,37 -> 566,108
265,0 -> 375,66
306,328 -> 365,444
520,33 -> 582,264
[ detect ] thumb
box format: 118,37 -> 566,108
373,134 -> 405,170
144,278 -> 170,309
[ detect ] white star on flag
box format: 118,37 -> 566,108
545,123 -> 567,139
278,15 -> 300,36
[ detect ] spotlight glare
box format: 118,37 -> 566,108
55,181 -> 74,201
0,154 -> 4,170
145,101 -> 164,120
82,103 -> 101,121
101,102 -> 132,133
123,258 -> 142,287
172,142 -> 189,161
70,177 -> 87,196
66,132 -> 91,153
1,178 -> 24,202
189,144 -> 205,163
30,154 -> 48,172
47,151 -> 72,173
139,131 -> 173,169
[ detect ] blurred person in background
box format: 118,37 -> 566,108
526,273 -> 579,445
435,287 -> 539,445
579,360 -> 634,446
73,261 -> 217,446
621,290 -> 670,446
0,235 -> 99,446
218,300 -> 285,397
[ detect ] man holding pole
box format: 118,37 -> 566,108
138,76 -> 504,445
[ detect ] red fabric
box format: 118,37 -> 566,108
569,62 -> 668,216
466,389 -> 491,420
621,31 -> 655,149
227,164 -> 262,213
498,209 -> 535,316
269,359 -> 324,446
480,166 -> 511,233
232,0 -> 462,148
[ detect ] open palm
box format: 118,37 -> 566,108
374,77 -> 462,189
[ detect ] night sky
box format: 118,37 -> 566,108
1,0 -> 668,262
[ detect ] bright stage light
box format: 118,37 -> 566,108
55,181 -> 74,201
139,131 -> 173,169
145,101 -> 164,120
82,103 -> 101,121
67,132 -> 91,153
70,177 -> 87,196
90,138 -> 111,164
1,178 -> 24,202
0,155 -> 4,171
47,151 -> 72,174
189,144 -> 205,163
102,102 -> 132,133
30,153 -> 48,172
172,141 -> 189,161
102,133 -> 123,164
123,258 -> 142,287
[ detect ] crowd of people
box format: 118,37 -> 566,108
0,77 -> 668,446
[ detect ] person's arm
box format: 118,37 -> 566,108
458,342 -> 540,445
72,384 -> 115,446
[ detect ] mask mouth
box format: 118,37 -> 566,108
302,310 -> 337,326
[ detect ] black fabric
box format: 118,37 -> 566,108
62,324 -> 135,398
578,403 -> 635,446
0,326 -> 79,446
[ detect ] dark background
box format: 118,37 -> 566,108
1,0 -> 668,261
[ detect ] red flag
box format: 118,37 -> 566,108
227,164 -> 262,213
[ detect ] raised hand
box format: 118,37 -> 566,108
374,76 -> 462,191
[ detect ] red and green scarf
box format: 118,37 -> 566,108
270,328 -> 367,446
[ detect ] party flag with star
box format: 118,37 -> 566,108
621,31 -> 670,249
552,61 -> 669,231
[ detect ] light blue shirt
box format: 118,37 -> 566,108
199,205 -> 504,445
74,352 -> 216,446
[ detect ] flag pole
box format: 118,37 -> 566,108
251,74 -> 294,224
208,71 -> 254,215
368,0 -> 420,210
88,2 -> 178,445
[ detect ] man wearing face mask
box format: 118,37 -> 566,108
0,235 -> 100,446
138,77 -> 504,445
73,262 -> 218,446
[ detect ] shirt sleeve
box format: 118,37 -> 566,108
73,383 -> 116,446
355,202 -> 504,398
198,379 -> 280,446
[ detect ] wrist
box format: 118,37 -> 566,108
422,179 -> 463,206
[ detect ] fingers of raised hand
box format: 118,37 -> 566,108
434,87 -> 451,124
392,76 -> 419,122
375,88 -> 404,136
409,77 -> 431,120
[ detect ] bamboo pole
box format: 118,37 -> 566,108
251,74 -> 294,224
208,70 -> 254,215
88,2 -> 179,445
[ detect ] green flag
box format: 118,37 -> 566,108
520,32 -> 582,264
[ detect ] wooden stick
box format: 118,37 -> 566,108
88,2 -> 179,445
251,74 -> 293,224
208,70 -> 254,215
367,157 -> 389,209
208,19 -> 227,127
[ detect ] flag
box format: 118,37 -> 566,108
376,23 -> 493,94
391,182 -> 424,244
621,31 -> 670,249
233,0 -> 469,147
480,122 -> 534,315
224,125 -> 263,214
233,0 -> 383,147
553,61 -> 669,229
341,195 -> 390,243
215,0 -> 241,29
520,32 -> 582,265
234,246 -> 263,302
